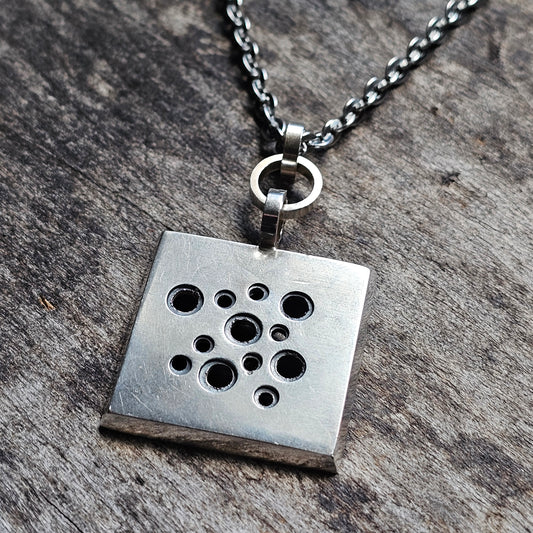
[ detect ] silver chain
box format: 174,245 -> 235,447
226,0 -> 484,153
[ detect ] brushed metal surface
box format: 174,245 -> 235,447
101,231 -> 372,472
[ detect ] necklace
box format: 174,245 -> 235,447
101,0 -> 483,472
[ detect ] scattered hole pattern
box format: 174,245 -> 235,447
167,284 -> 314,406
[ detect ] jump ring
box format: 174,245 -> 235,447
250,155 -> 323,220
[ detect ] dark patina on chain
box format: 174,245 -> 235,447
226,0 -> 485,152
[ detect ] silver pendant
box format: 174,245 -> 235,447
101,125 -> 372,471
101,231 -> 372,471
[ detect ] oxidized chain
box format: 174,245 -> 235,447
226,0 -> 484,152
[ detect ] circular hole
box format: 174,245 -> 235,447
248,284 -> 269,301
169,355 -> 191,375
272,350 -> 306,381
270,324 -> 289,342
225,314 -> 262,345
254,386 -> 279,408
242,353 -> 262,372
206,363 -> 234,389
215,290 -> 236,309
281,292 -> 314,320
199,359 -> 237,392
259,392 -> 274,407
231,320 -> 258,343
193,335 -> 214,353
168,285 -> 203,315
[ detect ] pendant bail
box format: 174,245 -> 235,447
280,123 -> 305,187
259,189 -> 286,249
250,122 -> 322,249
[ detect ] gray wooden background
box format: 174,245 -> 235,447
0,0 -> 531,531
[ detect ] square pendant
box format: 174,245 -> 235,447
101,231 -> 372,472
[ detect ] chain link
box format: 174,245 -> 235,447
225,0 -> 484,152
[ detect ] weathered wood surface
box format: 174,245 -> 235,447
0,0 -> 531,531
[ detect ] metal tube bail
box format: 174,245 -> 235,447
251,123 -> 323,249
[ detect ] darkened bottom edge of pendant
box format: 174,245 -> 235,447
100,412 -> 338,473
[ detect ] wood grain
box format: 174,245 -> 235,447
0,0 -> 531,531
